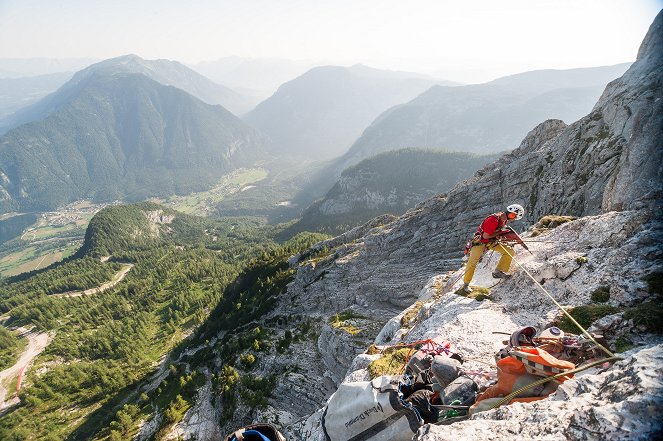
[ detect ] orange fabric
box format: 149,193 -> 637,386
515,346 -> 575,370
475,347 -> 575,404
475,356 -> 526,403
513,346 -> 575,379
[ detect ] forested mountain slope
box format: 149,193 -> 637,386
0,72 -> 266,212
0,202 -> 326,440
290,149 -> 500,235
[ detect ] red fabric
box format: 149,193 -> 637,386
477,213 -> 506,243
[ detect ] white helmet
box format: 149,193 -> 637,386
506,203 -> 524,220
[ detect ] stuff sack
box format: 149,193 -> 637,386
321,375 -> 423,441
225,423 -> 286,441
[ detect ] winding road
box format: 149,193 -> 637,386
0,328 -> 51,410
51,263 -> 134,298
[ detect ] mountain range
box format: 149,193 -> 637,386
344,63 -> 631,160
0,55 -> 256,135
288,149 -> 500,235
243,64 -> 458,160
291,63 -> 632,209
192,56 -> 316,99
0,69 -> 265,212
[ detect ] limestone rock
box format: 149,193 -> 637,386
414,345 -> 663,441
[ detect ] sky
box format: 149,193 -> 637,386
0,0 -> 661,83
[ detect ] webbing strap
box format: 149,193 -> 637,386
494,241 -> 615,359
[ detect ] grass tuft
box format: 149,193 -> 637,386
531,215 -> 576,237
401,301 -> 424,326
455,286 -> 491,301
329,311 -> 364,336
367,347 -> 410,379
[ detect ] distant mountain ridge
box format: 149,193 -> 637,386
343,63 -> 632,161
192,56 -> 316,97
0,72 -> 73,119
0,71 -> 266,212
0,55 -> 256,134
244,64 -> 458,160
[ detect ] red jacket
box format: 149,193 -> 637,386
475,213 -> 508,244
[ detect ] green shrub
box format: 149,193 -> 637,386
240,353 -> 256,368
556,304 -> 619,333
590,286 -> 610,303
644,272 -> 663,296
615,336 -> 635,353
624,301 -> 663,334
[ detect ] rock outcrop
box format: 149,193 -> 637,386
290,209 -> 663,440
173,12 -> 663,440
278,11 -> 662,438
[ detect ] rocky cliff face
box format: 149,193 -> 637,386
171,12 -> 663,440
291,209 -> 662,439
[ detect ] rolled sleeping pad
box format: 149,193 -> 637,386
431,355 -> 462,389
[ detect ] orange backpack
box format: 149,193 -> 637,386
470,347 -> 575,415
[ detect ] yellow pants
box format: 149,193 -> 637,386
463,242 -> 514,285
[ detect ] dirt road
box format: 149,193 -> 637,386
52,263 -> 134,298
0,329 -> 51,410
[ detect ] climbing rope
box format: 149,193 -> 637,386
494,241 -> 616,359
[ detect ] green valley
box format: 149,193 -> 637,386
0,202 -> 327,440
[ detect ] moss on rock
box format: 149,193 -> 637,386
556,304 -> 620,333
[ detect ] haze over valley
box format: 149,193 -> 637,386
0,2 -> 661,440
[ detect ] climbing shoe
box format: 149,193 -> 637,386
492,270 -> 512,279
460,283 -> 471,294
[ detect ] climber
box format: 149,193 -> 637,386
461,204 -> 524,293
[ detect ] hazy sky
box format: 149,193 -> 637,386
0,0 -> 661,82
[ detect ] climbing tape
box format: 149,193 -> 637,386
494,241 -> 616,359
487,355 -> 622,411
